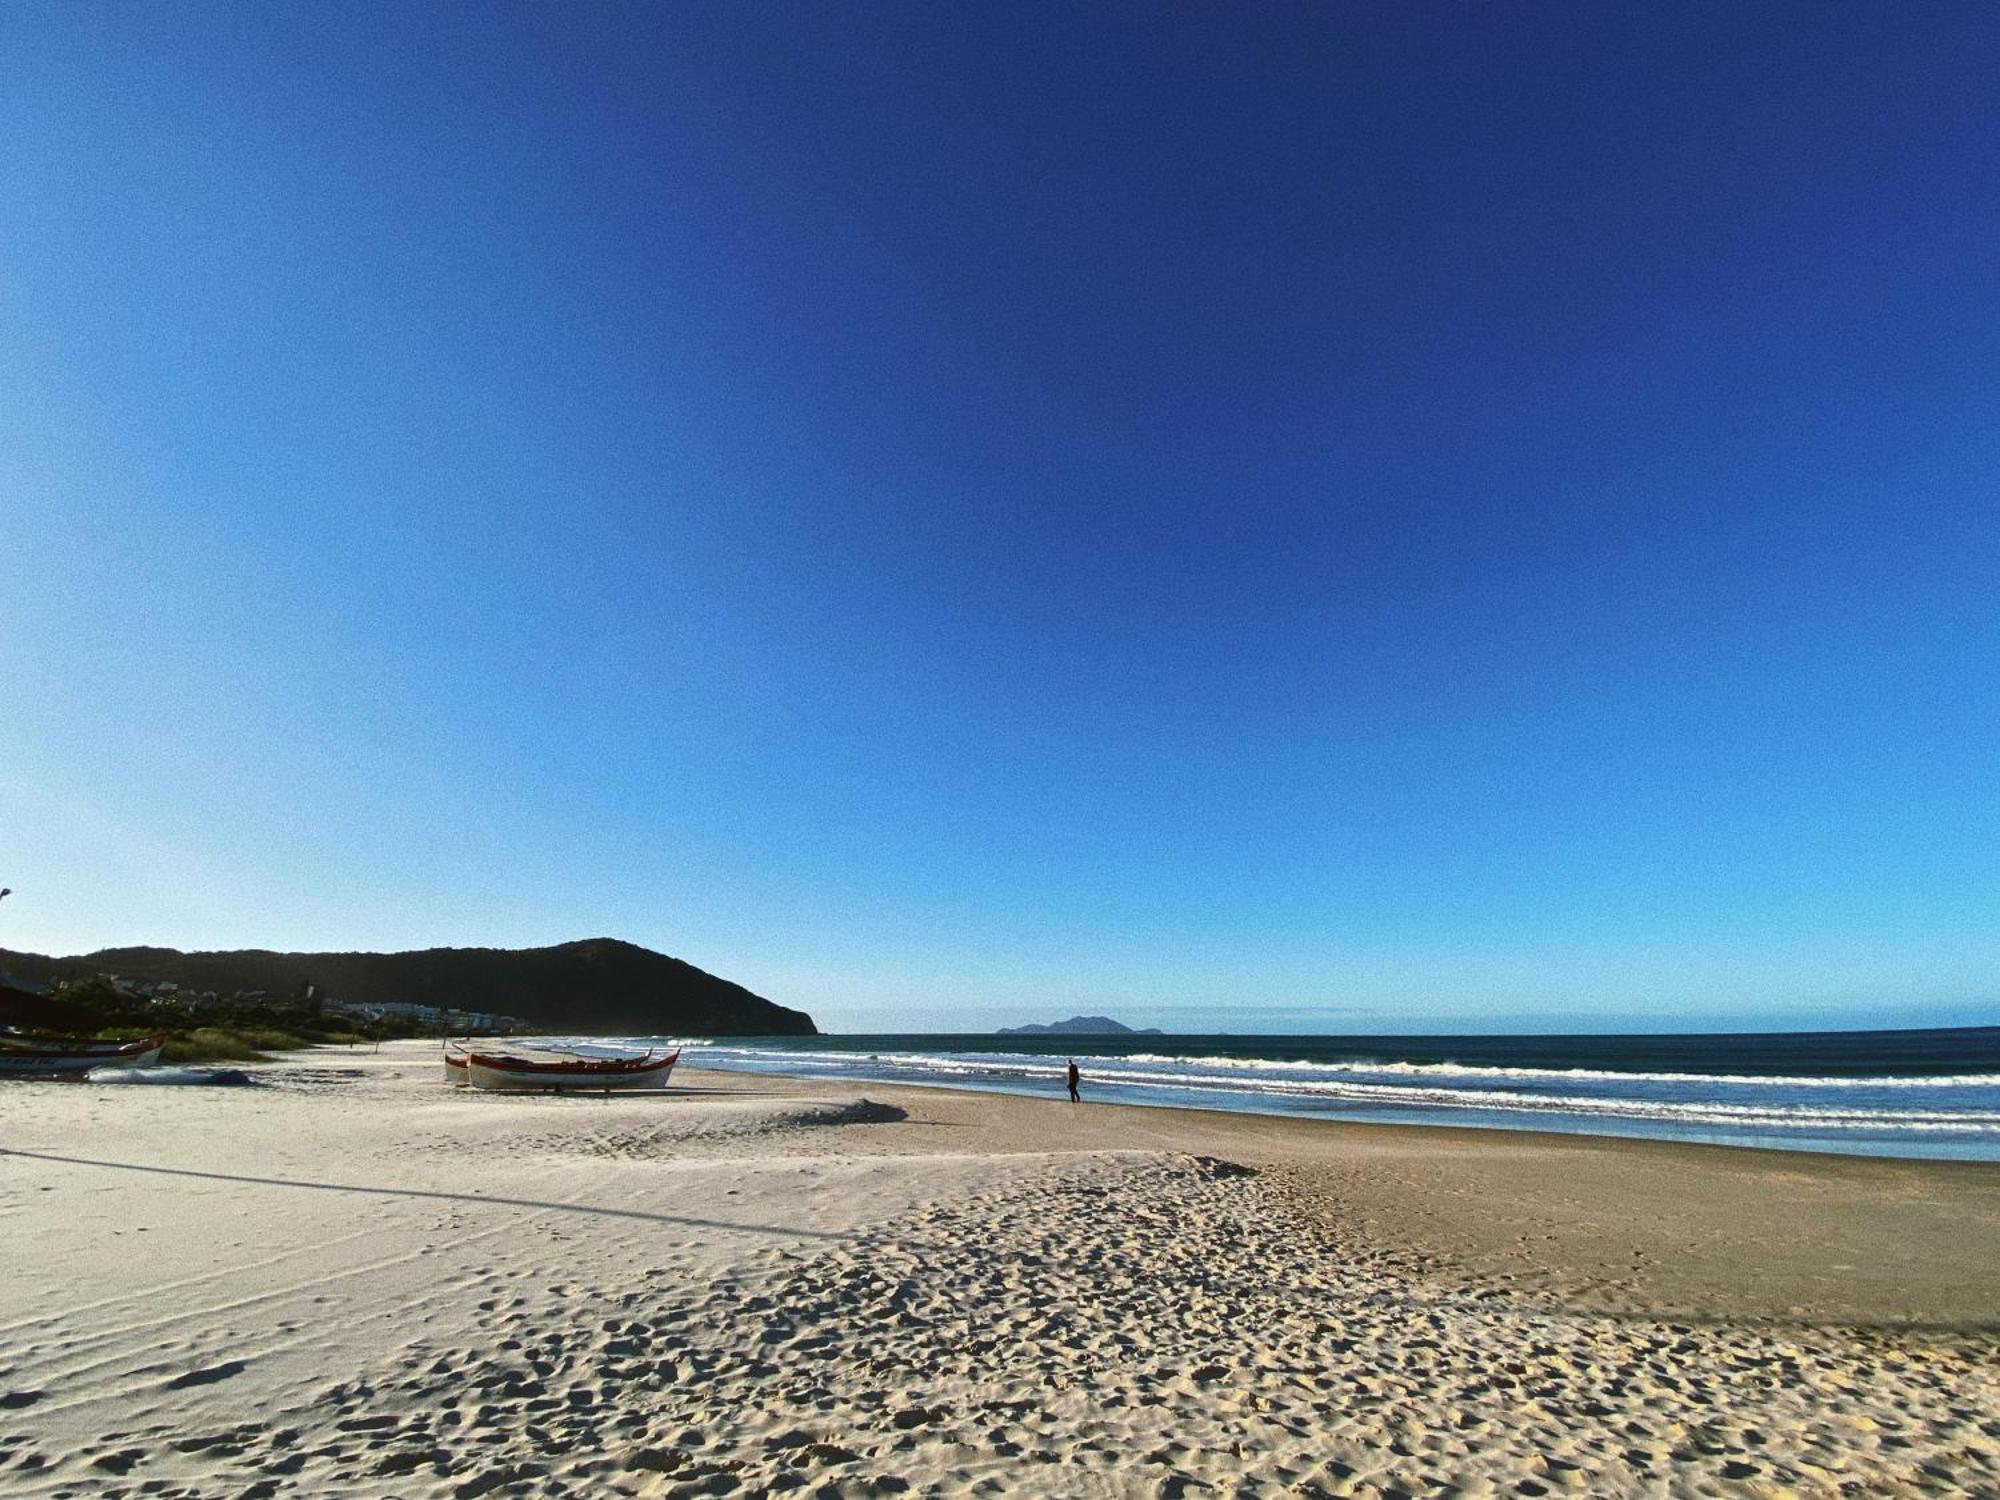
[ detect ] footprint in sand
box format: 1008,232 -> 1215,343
166,1360 -> 248,1390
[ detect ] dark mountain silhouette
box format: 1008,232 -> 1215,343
0,938 -> 816,1036
998,1015 -> 1161,1036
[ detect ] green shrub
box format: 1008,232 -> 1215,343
160,1027 -> 312,1063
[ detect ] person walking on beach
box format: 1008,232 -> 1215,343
1066,1058 -> 1081,1103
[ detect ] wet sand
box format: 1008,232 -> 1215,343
1,1042 -> 1994,1496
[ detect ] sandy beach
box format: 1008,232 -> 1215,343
3,1043 -> 1995,1498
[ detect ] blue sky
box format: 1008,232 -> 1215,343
3,3 -> 1995,1033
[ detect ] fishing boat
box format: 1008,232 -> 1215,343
0,1034 -> 166,1076
464,1046 -> 679,1092
444,1039 -> 589,1085
0,1032 -> 164,1054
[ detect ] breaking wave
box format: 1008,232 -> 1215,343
648,1034 -> 2000,1160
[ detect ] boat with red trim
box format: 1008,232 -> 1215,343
464,1046 -> 679,1092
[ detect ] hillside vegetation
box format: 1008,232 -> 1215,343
0,937 -> 817,1038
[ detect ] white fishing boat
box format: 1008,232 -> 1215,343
0,1034 -> 166,1076
464,1046 -> 679,1092
444,1039 -> 589,1085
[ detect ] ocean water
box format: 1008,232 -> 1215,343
603,1027 -> 2000,1163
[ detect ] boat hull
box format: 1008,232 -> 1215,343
465,1049 -> 678,1092
0,1039 -> 165,1076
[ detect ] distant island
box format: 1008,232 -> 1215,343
0,937 -> 817,1038
998,1015 -> 1161,1036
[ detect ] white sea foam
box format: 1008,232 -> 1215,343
1119,1053 -> 2000,1090
677,1043 -> 2000,1137
689,1044 -> 1999,1093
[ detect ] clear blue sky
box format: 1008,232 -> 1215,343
4,3 -> 1995,1033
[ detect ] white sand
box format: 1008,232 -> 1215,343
2,1042 -> 1994,1497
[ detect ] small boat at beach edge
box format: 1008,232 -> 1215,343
448,1042 -> 681,1092
0,1033 -> 167,1076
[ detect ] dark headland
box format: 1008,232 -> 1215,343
0,936 -> 817,1037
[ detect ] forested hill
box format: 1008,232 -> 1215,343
0,937 -> 817,1036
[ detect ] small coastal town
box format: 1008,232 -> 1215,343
0,964 -> 526,1073
0,935 -> 809,1070
3,968 -> 521,1036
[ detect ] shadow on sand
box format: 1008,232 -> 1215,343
0,1148 -> 854,1240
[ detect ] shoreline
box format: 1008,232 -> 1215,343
661,1029 -> 2000,1167
706,1057 -> 2000,1176
2,1042 -> 1994,1496
678,1055 -> 2000,1168
354,1033 -> 2000,1175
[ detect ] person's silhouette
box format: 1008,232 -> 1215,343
1066,1058 -> 1080,1103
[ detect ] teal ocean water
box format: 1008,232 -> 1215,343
586,1027 -> 2000,1163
